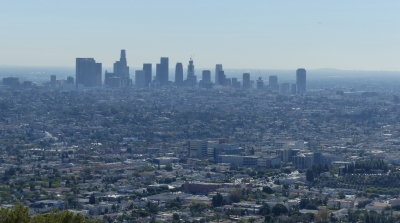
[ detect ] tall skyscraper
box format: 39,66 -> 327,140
200,70 -> 211,88
104,50 -> 130,87
202,70 -> 211,83
269,75 -> 279,92
114,50 -> 130,87
242,73 -> 251,89
135,70 -> 146,88
215,64 -> 223,84
175,63 -> 183,85
217,70 -> 226,86
76,58 -> 102,87
156,57 -> 169,86
143,63 -> 152,87
296,68 -> 307,95
256,77 -> 264,90
186,58 -> 196,86
160,57 -> 169,84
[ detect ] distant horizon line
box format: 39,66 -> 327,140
0,65 -> 400,73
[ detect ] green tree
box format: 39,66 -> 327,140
89,193 -> 96,204
259,203 -> 271,216
212,193 -> 224,207
0,205 -> 99,223
0,205 -> 30,223
166,197 -> 182,210
306,169 -> 314,182
262,186 -> 273,194
189,202 -> 209,216
172,213 -> 180,223
229,189 -> 242,203
146,202 -> 159,214
31,211 -> 98,223
272,204 -> 288,216
165,164 -> 173,171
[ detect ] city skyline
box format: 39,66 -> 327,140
1,1 -> 400,70
73,49 -> 306,90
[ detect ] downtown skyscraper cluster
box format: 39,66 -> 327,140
75,50 -> 306,94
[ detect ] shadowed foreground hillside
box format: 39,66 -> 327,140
0,205 -> 99,223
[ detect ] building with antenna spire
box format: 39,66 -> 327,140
105,49 -> 131,87
186,57 -> 196,86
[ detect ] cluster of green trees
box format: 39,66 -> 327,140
157,177 -> 176,184
311,160 -> 400,196
259,203 -> 288,217
342,171 -> 400,189
347,210 -> 400,223
262,186 -> 274,194
189,202 -> 209,217
306,164 -> 329,182
212,193 -> 224,207
130,202 -> 159,218
165,197 -> 183,210
342,159 -> 388,174
299,198 -> 327,210
0,205 -> 99,223
260,203 -> 324,223
364,187 -> 400,196
145,185 -> 170,196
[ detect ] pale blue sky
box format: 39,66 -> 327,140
0,0 -> 399,70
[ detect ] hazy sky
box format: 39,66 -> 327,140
1,0 -> 399,70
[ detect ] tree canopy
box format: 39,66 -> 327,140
0,205 -> 99,223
